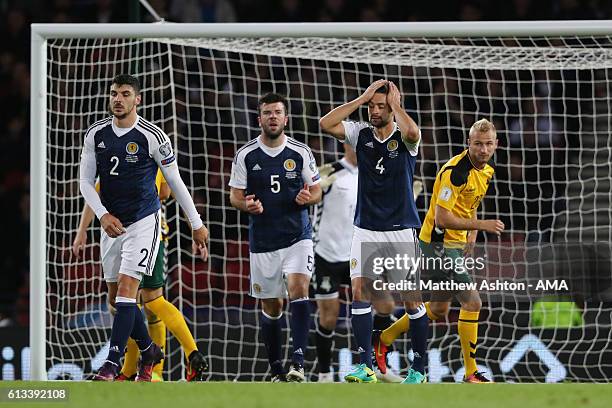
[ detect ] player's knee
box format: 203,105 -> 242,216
372,299 -> 395,315
318,313 -> 338,330
141,287 -> 163,303
317,300 -> 339,330
261,298 -> 283,318
287,281 -> 309,300
461,299 -> 482,312
351,280 -> 369,302
108,299 -> 116,315
430,302 -> 450,317
404,301 -> 423,311
144,305 -> 158,322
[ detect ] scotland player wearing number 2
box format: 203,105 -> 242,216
320,80 -> 428,384
229,93 -> 322,382
79,74 -> 209,381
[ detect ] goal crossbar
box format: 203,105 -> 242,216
30,20 -> 612,381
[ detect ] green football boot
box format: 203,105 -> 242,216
344,364 -> 378,383
401,368 -> 427,384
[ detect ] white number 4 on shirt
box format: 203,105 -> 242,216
375,157 -> 385,174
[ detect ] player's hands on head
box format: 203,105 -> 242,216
72,232 -> 87,259
386,81 -> 402,110
481,219 -> 505,236
100,213 -> 126,238
192,225 -> 209,261
245,194 -> 264,214
318,163 -> 337,190
295,183 -> 312,205
360,79 -> 388,104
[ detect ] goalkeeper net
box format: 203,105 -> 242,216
41,27 -> 612,382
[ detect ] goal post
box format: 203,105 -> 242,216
30,27 -> 47,382
31,21 -> 612,382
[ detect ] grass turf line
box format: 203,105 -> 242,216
2,382 -> 611,408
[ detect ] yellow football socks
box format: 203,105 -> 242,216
380,302 -> 440,346
121,338 -> 139,378
147,318 -> 166,378
458,309 -> 479,377
145,296 -> 198,358
380,313 -> 408,346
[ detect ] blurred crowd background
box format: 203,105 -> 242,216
1,0 -> 611,327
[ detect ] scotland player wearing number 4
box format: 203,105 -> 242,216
320,80 -> 428,384
229,93 -> 322,382
79,74 -> 209,381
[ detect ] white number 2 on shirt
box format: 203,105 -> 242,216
375,157 -> 385,174
270,174 -> 281,193
110,156 -> 120,176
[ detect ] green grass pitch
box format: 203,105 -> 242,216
1,382 -> 611,408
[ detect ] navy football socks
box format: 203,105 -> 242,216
407,304 -> 429,374
351,301 -> 373,368
261,311 -> 284,375
289,298 -> 310,366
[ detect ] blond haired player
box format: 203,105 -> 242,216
374,119 -> 504,383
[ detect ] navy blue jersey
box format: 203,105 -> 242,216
81,116 -> 176,226
343,121 -> 421,231
229,136 -> 321,253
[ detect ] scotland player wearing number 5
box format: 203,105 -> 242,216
229,93 -> 322,382
320,80 -> 428,384
79,74 -> 209,381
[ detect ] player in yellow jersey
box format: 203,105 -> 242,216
73,169 -> 208,381
374,119 -> 504,383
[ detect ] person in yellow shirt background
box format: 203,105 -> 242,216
374,119 -> 504,383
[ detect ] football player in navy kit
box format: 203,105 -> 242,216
229,93 -> 322,382
311,144 -> 401,383
79,74 -> 208,381
320,80 -> 429,384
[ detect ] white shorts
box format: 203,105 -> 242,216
249,239 -> 314,299
100,210 -> 162,282
349,226 -> 419,281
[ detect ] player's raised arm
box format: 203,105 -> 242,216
319,78 -> 388,140
386,81 -> 420,145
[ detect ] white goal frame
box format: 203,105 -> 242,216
30,20 -> 612,381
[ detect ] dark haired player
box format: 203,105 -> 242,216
320,80 -> 428,384
229,93 -> 322,382
79,74 -> 208,381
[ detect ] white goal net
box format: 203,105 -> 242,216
40,28 -> 612,382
